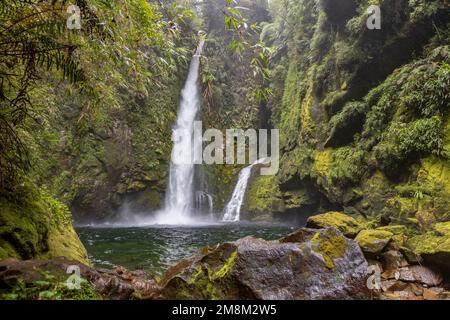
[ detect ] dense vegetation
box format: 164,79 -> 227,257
0,0 -> 449,300
0,0 -> 197,259
243,0 -> 450,228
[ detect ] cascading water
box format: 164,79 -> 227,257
156,40 -> 204,224
222,158 -> 267,222
195,191 -> 214,217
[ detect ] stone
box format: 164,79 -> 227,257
160,228 -> 370,300
433,222 -> 450,235
355,229 -> 393,255
306,212 -> 362,238
406,230 -> 450,271
402,266 -> 443,287
416,210 -> 436,231
382,250 -> 408,271
377,225 -> 408,235
381,269 -> 399,280
423,288 -> 441,300
382,280 -> 408,292
400,246 -> 423,264
386,234 -> 406,251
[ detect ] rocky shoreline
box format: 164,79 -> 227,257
1,212 -> 449,300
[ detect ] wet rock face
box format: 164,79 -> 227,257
160,228 -> 370,300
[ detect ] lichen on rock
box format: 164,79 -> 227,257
160,228 -> 370,300
306,211 -> 362,238
0,181 -> 88,264
355,229 -> 394,255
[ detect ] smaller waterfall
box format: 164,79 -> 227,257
222,159 -> 267,222
195,191 -> 214,217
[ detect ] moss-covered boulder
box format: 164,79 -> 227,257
160,228 -> 370,300
306,212 -> 362,238
0,182 -> 88,264
376,225 -> 408,235
355,229 -> 394,255
406,222 -> 450,270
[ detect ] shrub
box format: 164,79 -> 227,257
375,116 -> 444,174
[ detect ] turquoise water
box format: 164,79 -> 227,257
77,222 -> 294,276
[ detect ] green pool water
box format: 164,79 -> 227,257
77,222 -> 295,276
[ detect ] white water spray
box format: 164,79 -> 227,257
222,158 -> 267,222
155,41 -> 204,224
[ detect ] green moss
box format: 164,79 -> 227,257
330,147 -> 367,186
311,229 -> 347,269
243,175 -> 284,218
406,229 -> 450,269
375,116 -> 444,174
279,61 -> 302,150
41,222 -> 89,264
300,81 -> 316,137
355,229 -> 393,255
179,250 -> 239,300
307,212 -> 361,238
313,149 -> 333,178
376,225 -> 408,235
188,266 -> 204,285
434,222 -> 450,235
0,181 -> 88,264
418,156 -> 450,195
210,251 -> 238,280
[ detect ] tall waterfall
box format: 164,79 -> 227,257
158,41 -> 204,224
222,159 -> 267,222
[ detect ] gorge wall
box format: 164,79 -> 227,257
242,0 -> 450,228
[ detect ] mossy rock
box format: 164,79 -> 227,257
418,156 -> 450,195
433,222 -> 450,235
161,229 -> 370,299
311,228 -> 347,269
376,225 -> 408,235
306,212 -> 362,238
406,226 -> 450,270
41,222 -> 88,264
0,182 -> 88,264
355,229 -> 393,255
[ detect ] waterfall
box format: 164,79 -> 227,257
195,191 -> 214,217
222,159 -> 267,222
158,41 -> 204,224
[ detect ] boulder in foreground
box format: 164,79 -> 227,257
160,227 -> 370,300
